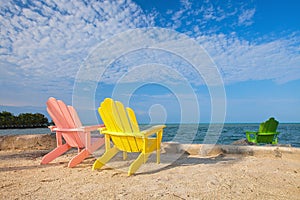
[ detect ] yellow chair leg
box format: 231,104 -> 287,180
128,153 -> 151,176
156,148 -> 160,164
123,151 -> 128,160
155,130 -> 162,164
92,146 -> 119,170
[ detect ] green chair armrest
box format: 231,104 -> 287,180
257,132 -> 280,136
246,131 -> 258,135
245,131 -> 258,143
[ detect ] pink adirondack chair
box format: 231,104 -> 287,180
41,97 -> 105,167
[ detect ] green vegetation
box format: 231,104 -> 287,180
0,111 -> 49,129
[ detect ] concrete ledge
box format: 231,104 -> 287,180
161,142 -> 300,158
1,135 -> 299,159
0,134 -> 56,150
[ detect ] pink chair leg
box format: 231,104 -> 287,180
67,138 -> 105,168
90,137 -> 105,153
68,149 -> 90,168
41,144 -> 71,165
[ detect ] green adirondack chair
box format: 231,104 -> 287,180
246,117 -> 280,144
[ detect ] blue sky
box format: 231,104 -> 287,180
0,0 -> 299,124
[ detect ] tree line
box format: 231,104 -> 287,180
0,111 -> 50,129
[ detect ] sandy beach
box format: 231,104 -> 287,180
0,134 -> 300,200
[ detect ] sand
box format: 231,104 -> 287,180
0,134 -> 300,200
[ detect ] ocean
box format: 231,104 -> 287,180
1,123 -> 299,148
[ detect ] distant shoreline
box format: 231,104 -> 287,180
1,123 -> 299,130
0,125 -> 49,129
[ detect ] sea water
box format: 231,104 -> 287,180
1,123 -> 299,147
158,123 -> 300,147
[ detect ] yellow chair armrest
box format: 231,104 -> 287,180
100,125 -> 166,137
140,125 -> 166,137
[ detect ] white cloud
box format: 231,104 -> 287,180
198,33 -> 300,84
0,0 -> 154,106
238,8 -> 255,26
1,0 -> 299,112
74,28 -> 223,89
162,1 -> 254,35
85,26 -> 300,87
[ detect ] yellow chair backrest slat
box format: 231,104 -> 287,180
125,136 -> 140,152
110,135 -> 126,151
126,107 -> 140,133
115,101 -> 133,134
99,107 -> 116,132
100,98 -> 141,135
99,99 -> 122,132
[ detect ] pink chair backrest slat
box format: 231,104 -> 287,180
47,97 -> 66,128
57,100 -> 77,129
68,106 -> 83,127
46,97 -> 85,148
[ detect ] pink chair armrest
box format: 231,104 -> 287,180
48,126 -> 57,132
82,124 -> 105,132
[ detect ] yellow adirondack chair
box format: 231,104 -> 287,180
92,98 -> 166,175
